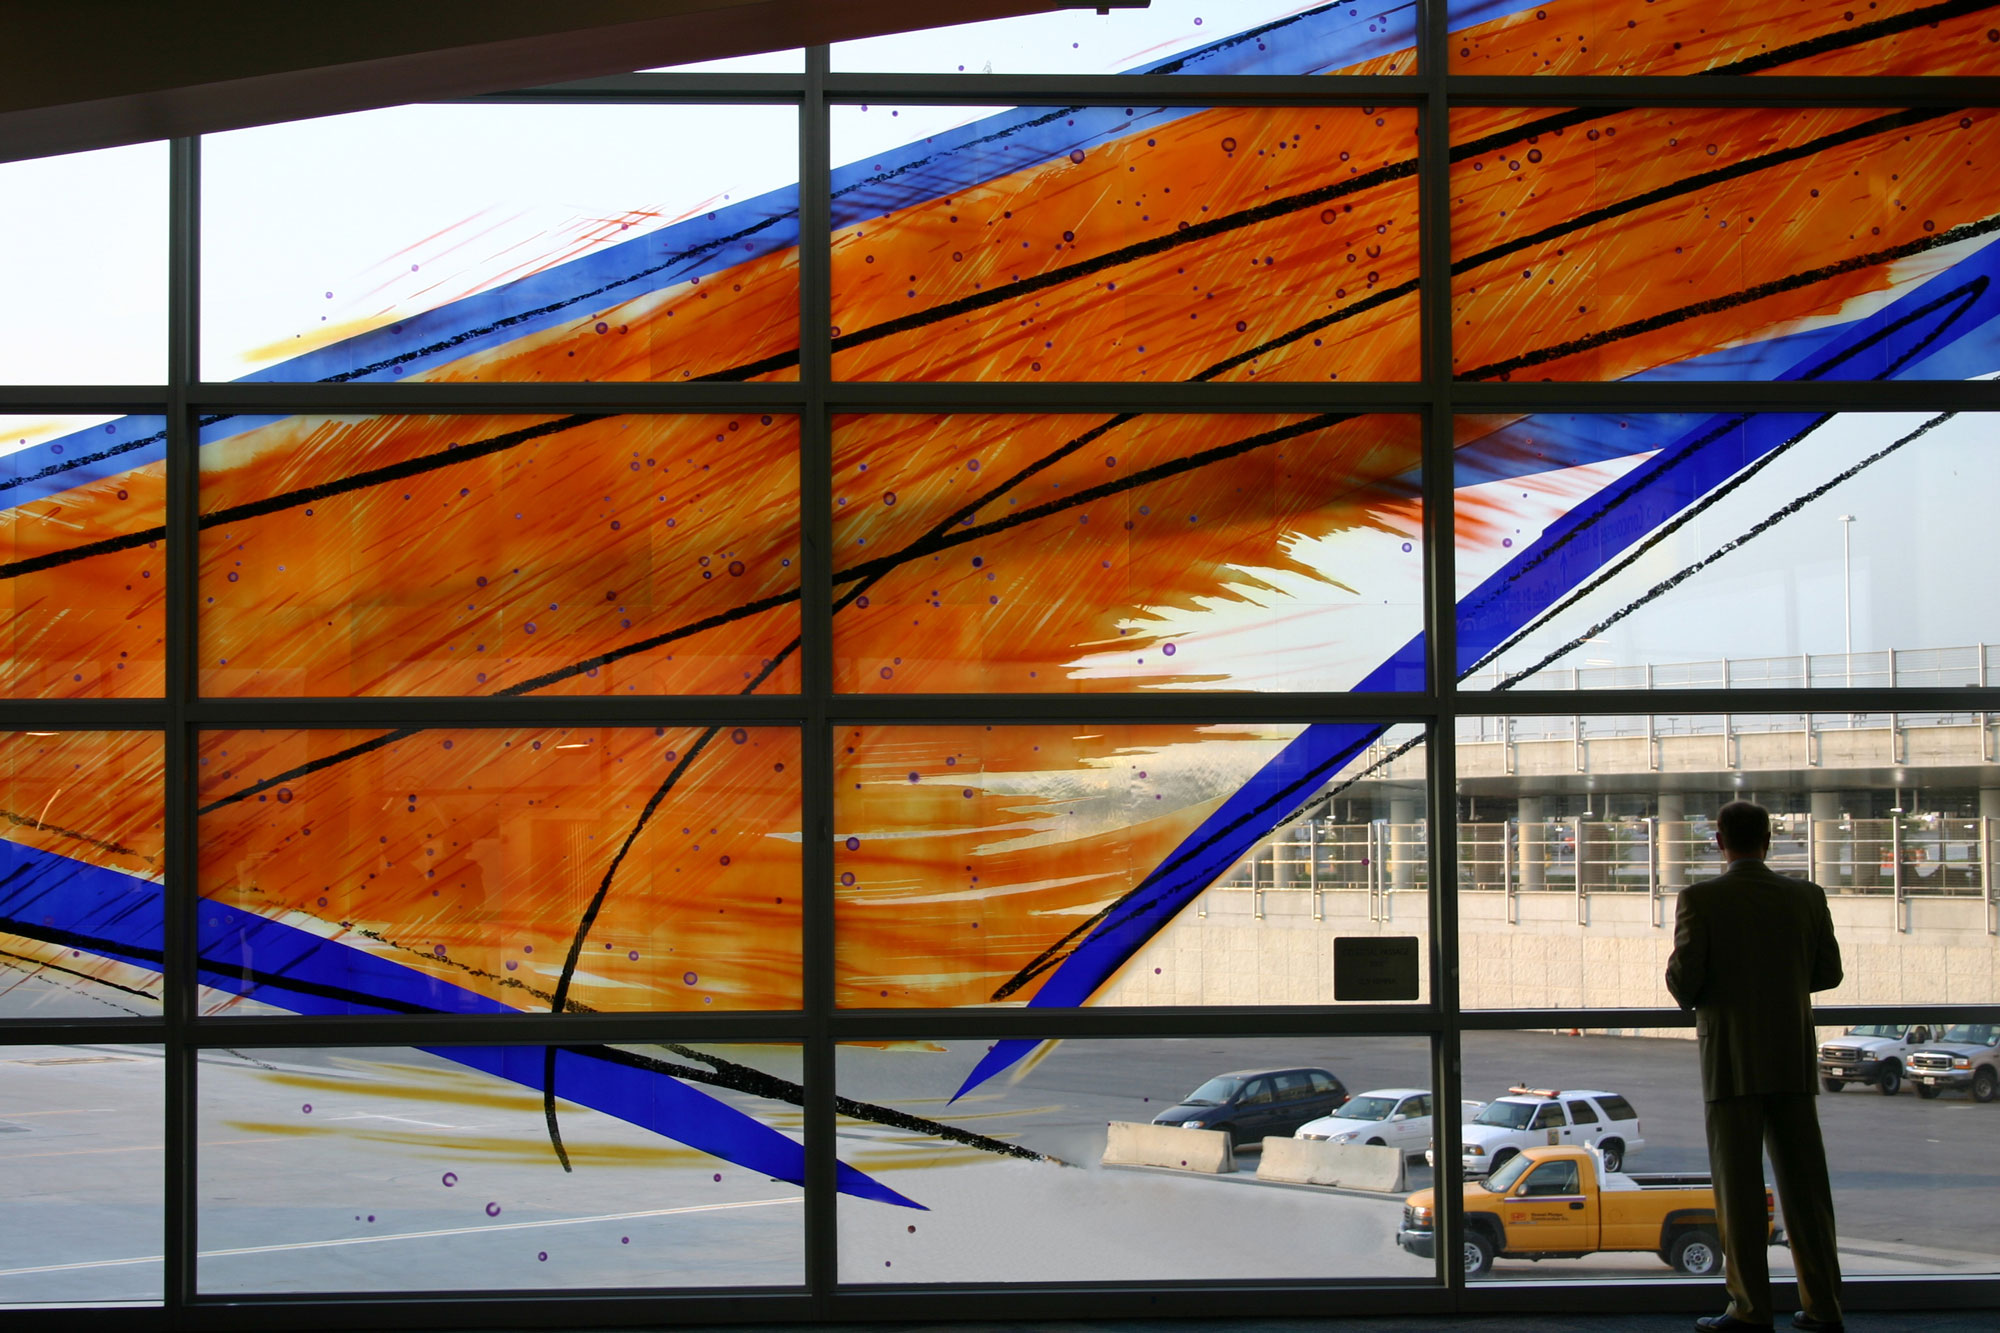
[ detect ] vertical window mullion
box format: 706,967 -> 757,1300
799,42 -> 838,1313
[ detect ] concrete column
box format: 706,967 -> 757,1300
1389,794 -> 1420,892
1656,792 -> 1686,891
1811,790 -> 1845,890
1518,796 -> 1546,891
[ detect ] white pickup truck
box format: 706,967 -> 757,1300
1907,1023 -> 2000,1102
1818,1021 -> 1937,1096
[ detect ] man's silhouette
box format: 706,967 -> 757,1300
1666,801 -> 1844,1333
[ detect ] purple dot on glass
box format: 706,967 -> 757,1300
880,666 -> 893,679
442,1172 -> 458,1186
486,1202 -> 502,1217
538,1252 -> 548,1262
967,458 -> 980,471
1401,542 -> 1413,552
963,788 -> 974,798
434,944 -> 446,956
301,1104 -> 312,1114
883,491 -> 897,506
1068,148 -> 1086,164
595,321 -> 608,333
523,944 -> 533,954
731,728 -> 748,744
684,971 -> 698,986
713,1173 -> 722,1182
506,960 -> 517,970
442,739 -> 453,749
846,837 -> 860,851
621,1236 -> 630,1244
525,622 -> 537,633
840,872 -> 855,885
908,771 -> 920,783
628,949 -> 640,960
1503,537 -> 1514,547
1162,642 -> 1177,656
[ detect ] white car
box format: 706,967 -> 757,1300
1294,1088 -> 1435,1156
1435,1086 -> 1646,1177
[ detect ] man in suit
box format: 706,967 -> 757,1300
1666,800 -> 1845,1333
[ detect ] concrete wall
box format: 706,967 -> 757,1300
1098,884 -> 1999,1028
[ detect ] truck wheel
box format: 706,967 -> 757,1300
1366,1136 -> 1386,1147
1670,1228 -> 1723,1277
1917,1084 -> 1942,1100
1597,1139 -> 1625,1173
1820,1077 -> 1845,1093
1464,1229 -> 1495,1277
1488,1148 -> 1517,1174
1877,1062 -> 1902,1096
1975,1068 -> 1998,1104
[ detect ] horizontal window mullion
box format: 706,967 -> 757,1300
0,1018 -> 166,1046
819,73 -> 1422,104
181,696 -> 811,727
1446,74 -> 2000,107
821,381 -> 1434,412
187,381 -> 809,414
1451,381 -> 2000,413
1459,687 -> 2000,715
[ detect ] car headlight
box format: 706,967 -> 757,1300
1411,1205 -> 1433,1224
1954,1057 -> 1972,1069
1464,1144 -> 1485,1156
1182,1119 -> 1208,1128
1331,1132 -> 1357,1144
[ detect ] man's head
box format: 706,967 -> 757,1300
1714,800 -> 1772,861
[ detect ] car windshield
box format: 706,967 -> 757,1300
1182,1076 -> 1245,1106
1473,1101 -> 1537,1129
1938,1024 -> 1997,1046
1848,1024 -> 1903,1038
1335,1095 -> 1398,1121
1482,1152 -> 1535,1193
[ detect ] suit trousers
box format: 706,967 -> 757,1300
1703,1091 -> 1843,1325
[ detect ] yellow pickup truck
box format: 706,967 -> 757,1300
1396,1145 -> 1780,1277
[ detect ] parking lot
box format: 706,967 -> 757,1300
2,1031 -> 1995,1301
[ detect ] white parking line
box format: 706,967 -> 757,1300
0,1196 -> 804,1279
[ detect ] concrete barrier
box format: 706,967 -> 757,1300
1102,1120 -> 1236,1174
1256,1137 -> 1406,1192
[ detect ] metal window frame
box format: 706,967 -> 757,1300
5,4 -> 2000,1324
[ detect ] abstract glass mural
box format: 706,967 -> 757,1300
200,104 -> 801,384
834,724 -> 1428,1025
831,413 -> 1424,692
197,414 -> 801,696
0,416 -> 166,698
2,2 -> 1993,1262
196,1045 -> 811,1292
1451,106 -> 2000,381
1447,0 -> 2000,75
195,726 -> 802,1015
0,731 -> 163,1018
829,104 -> 1422,382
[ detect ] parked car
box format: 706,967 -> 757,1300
1907,1023 -> 2000,1102
1397,1144 -> 1781,1277
1150,1066 -> 1347,1147
1818,1021 -> 1936,1095
1429,1086 -> 1646,1177
1295,1088 -> 1435,1157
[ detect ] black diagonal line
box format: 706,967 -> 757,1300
1459,214 -> 2000,381
1713,0 -> 2000,75
0,944 -> 158,1003
1450,107 -> 1957,281
1496,412 -> 1956,691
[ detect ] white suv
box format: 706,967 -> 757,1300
1432,1086 -> 1646,1177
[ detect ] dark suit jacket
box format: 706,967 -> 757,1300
1665,858 -> 1844,1100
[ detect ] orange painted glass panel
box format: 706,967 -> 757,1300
0,416 -> 166,697
830,413 -> 1425,692
830,105 -> 1421,381
1451,107 -> 2000,380
201,104 -> 800,384
834,723 -> 1430,1009
1449,0 -> 2000,75
0,730 -> 164,1018
197,414 -> 800,696
196,726 -> 802,1015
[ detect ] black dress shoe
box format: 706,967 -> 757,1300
1696,1315 -> 1774,1333
1792,1312 -> 1844,1333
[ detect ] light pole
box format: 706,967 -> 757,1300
1838,514 -> 1855,683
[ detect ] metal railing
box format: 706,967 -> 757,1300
1462,642 -> 2000,698
1211,815 -> 2000,934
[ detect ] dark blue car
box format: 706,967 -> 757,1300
1150,1066 -> 1348,1147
